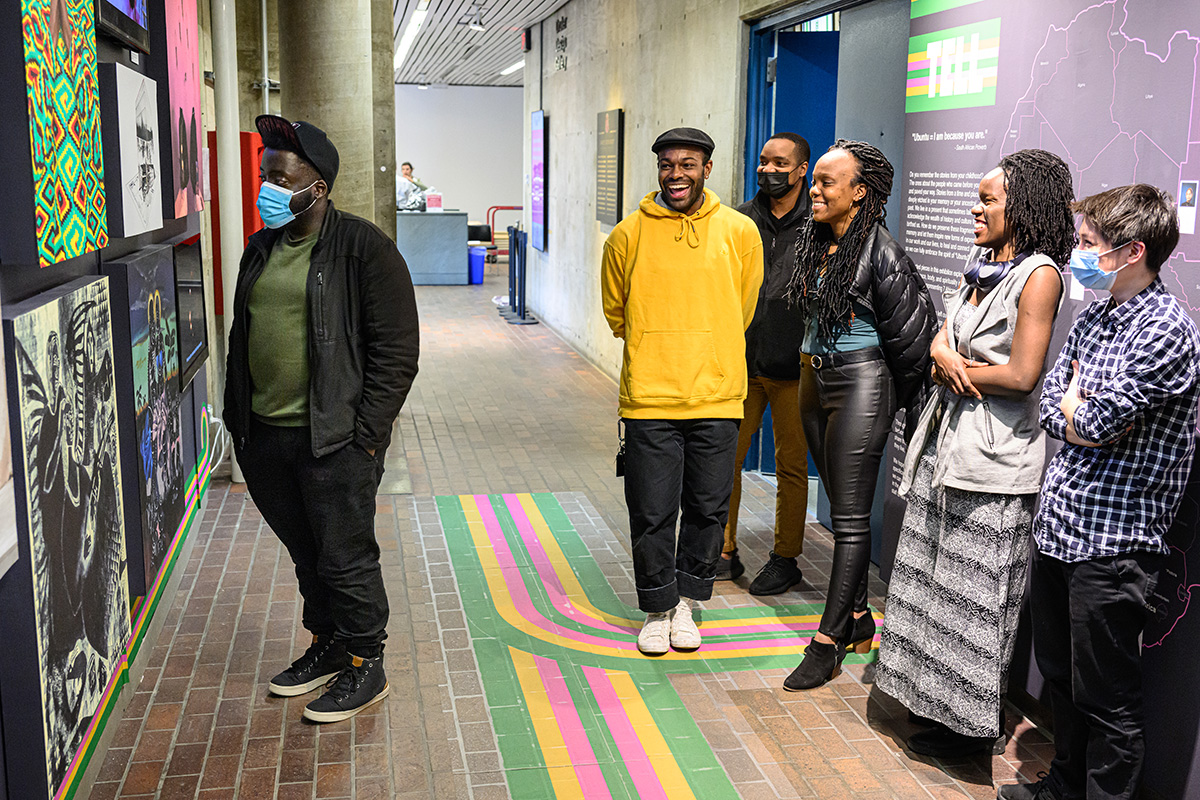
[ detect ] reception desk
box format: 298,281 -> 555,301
397,211 -> 468,285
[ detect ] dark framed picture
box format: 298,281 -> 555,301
173,235 -> 209,391
96,0 -> 150,53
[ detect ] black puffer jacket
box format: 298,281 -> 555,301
848,222 -> 937,428
737,186 -> 810,381
225,202 -> 420,457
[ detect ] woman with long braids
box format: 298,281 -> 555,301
782,140 -> 937,691
875,149 -> 1075,758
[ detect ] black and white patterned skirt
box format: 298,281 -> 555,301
875,438 -> 1035,738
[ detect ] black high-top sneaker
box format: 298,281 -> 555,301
268,635 -> 350,697
302,653 -> 390,723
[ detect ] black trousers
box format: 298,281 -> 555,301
239,419 -> 389,656
1030,549 -> 1161,800
800,356 -> 896,641
623,418 -> 739,612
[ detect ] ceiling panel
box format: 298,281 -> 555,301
393,0 -> 566,87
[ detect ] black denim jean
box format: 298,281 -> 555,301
623,418 -> 739,612
1030,549 -> 1161,800
800,356 -> 896,642
239,419 -> 389,656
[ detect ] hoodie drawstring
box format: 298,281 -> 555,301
675,215 -> 700,248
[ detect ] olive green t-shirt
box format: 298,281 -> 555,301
248,232 -> 317,425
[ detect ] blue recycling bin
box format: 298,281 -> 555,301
468,246 -> 486,284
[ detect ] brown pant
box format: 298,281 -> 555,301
723,375 -> 808,558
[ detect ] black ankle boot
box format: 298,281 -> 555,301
783,639 -> 845,691
844,611 -> 876,655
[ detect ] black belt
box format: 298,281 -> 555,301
801,346 -> 885,371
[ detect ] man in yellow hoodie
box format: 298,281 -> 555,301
601,127 -> 764,655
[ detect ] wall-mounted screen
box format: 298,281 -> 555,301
96,0 -> 150,53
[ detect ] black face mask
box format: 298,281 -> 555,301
756,167 -> 797,199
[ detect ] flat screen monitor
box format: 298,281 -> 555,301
96,0 -> 150,53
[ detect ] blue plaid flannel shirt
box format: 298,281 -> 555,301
1035,277 -> 1200,562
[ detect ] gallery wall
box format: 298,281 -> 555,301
0,2 -> 214,799
394,84 -> 524,225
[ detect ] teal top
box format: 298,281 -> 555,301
801,272 -> 882,354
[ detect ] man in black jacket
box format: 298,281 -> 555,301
224,116 -> 419,722
718,133 -> 811,595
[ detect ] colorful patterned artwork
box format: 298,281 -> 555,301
6,277 -> 129,799
162,0 -> 203,217
21,0 -> 109,267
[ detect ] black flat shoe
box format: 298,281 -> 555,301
907,721 -> 1006,758
845,611 -> 876,654
783,639 -> 845,691
714,550 -> 745,581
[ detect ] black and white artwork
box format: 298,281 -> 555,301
100,62 -> 163,238
7,277 -> 130,798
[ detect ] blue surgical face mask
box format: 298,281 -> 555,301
1068,243 -> 1129,291
256,180 -> 318,229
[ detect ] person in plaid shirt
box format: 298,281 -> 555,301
1000,185 -> 1200,800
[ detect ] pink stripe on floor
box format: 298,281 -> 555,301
582,666 -> 667,800
535,655 -> 614,800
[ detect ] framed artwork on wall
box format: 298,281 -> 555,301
99,61 -> 164,239
103,246 -> 185,598
1,276 -> 130,800
8,0 -> 110,268
96,0 -> 150,53
150,0 -> 203,219
172,236 -> 208,391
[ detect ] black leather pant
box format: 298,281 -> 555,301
800,355 -> 896,642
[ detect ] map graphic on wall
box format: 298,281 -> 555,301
897,1 -> 1200,796
155,0 -> 203,218
100,62 -> 164,239
20,0 -> 109,267
124,248 -> 184,590
6,276 -> 130,800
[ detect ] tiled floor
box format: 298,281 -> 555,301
89,277 -> 1055,798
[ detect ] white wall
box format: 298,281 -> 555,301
522,0 -> 749,379
395,84 -> 524,224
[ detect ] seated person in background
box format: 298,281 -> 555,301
1000,184 -> 1200,800
401,161 -> 427,191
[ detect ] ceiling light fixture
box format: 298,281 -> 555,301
393,0 -> 431,73
468,7 -> 485,32
500,59 -> 524,76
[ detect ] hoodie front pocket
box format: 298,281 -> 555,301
628,330 -> 725,400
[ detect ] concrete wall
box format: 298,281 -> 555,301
395,85 -> 524,224
522,0 -> 750,380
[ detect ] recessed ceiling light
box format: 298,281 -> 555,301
500,59 -> 524,76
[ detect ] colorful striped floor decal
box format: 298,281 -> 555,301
439,493 -> 882,800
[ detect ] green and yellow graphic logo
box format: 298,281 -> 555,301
910,0 -> 984,19
906,18 -> 1001,113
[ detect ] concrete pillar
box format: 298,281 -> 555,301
371,0 -> 397,234
277,0 -> 376,222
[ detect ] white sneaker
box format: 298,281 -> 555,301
670,597 -> 701,651
637,612 -> 671,655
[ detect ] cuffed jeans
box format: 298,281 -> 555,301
800,356 -> 895,642
1030,549 -> 1161,800
724,376 -> 808,558
624,418 -> 739,612
239,419 -> 389,656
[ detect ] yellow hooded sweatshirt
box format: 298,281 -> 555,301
601,188 -> 764,419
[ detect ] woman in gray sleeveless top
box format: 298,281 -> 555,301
874,150 -> 1076,758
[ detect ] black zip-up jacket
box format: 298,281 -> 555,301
737,186 -> 811,380
847,221 -> 938,432
224,202 -> 420,457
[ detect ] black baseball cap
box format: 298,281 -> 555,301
256,114 -> 340,190
652,127 -> 715,159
